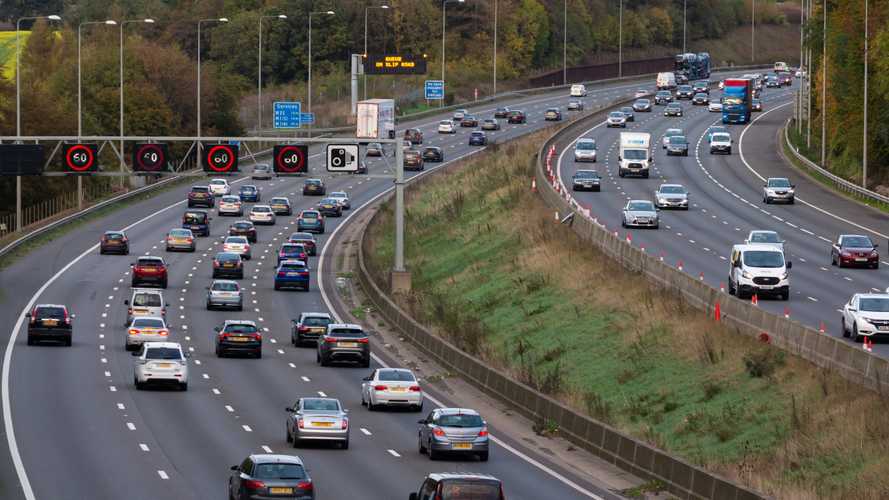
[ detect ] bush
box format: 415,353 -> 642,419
743,348 -> 786,378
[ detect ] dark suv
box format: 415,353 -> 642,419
131,256 -> 168,288
317,323 -> 370,367
182,210 -> 211,237
409,473 -> 504,500
215,320 -> 262,358
187,186 -> 214,208
26,304 -> 73,346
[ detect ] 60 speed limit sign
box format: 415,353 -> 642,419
202,144 -> 239,173
273,145 -> 308,174
62,143 -> 99,173
132,143 -> 169,172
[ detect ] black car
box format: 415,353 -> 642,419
302,179 -> 326,196
632,99 -> 652,112
468,131 -> 487,146
692,81 -> 710,94
182,210 -> 211,237
692,92 -> 709,105
572,170 -> 601,192
187,186 -> 214,208
507,110 -> 526,124
494,107 -> 509,118
654,90 -> 673,105
422,146 -> 444,163
409,473 -> 504,500
100,231 -> 129,255
212,252 -> 244,279
26,304 -> 72,346
666,135 -> 690,156
675,85 -> 694,99
229,220 -> 257,243
229,455 -> 314,500
461,115 -> 479,127
316,198 -> 343,217
215,320 -> 261,358
619,106 -> 635,122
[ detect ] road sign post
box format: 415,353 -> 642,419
425,80 -> 444,101
274,102 -> 302,129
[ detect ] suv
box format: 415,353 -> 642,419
291,312 -> 333,346
728,243 -> 791,300
187,186 -> 214,208
215,320 -> 262,358
297,210 -> 325,234
100,230 -> 130,255
26,304 -> 72,346
124,289 -> 167,325
133,342 -> 189,391
404,150 -> 425,171
131,256 -> 168,288
404,128 -> 423,144
842,294 -> 889,342
409,473 -> 503,500
317,323 -> 370,367
182,210 -> 211,236
468,131 -> 487,146
303,178 -> 326,196
763,177 -> 795,204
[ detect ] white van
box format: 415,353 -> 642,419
727,244 -> 791,300
656,72 -> 677,90
124,289 -> 167,325
570,84 -> 587,97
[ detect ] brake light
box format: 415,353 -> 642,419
374,385 -> 388,391
357,337 -> 369,344
409,385 -> 421,392
214,261 -> 220,268
296,481 -> 313,491
28,309 -> 36,325
244,479 -> 265,490
297,325 -> 309,332
277,271 -> 286,277
128,308 -> 133,315
478,427 -> 489,437
298,272 -> 309,277
159,329 -> 169,336
252,334 -> 262,341
323,336 -> 338,343
432,428 -> 446,437
128,329 -> 139,336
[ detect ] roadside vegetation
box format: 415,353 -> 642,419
365,131 -> 889,499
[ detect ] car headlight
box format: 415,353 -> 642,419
657,197 -> 667,204
781,272 -> 790,280
742,271 -> 753,279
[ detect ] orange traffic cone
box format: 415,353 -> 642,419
714,301 -> 721,321
751,294 -> 759,306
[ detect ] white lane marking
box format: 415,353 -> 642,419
277,349 -> 285,354
194,359 -> 201,366
157,470 -> 169,480
202,373 -> 209,379
104,371 -> 111,377
117,403 -> 125,410
126,422 -> 136,431
139,443 -> 149,452
300,376 -> 310,382
317,391 -> 327,397
360,428 -> 372,436
212,388 -> 221,395
262,445 -> 273,453
387,449 -> 401,458
242,425 -> 252,432
225,405 -> 235,413
807,296 -> 819,302
109,386 -> 117,392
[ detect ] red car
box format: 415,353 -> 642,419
131,256 -> 168,288
831,234 -> 879,269
288,232 -> 317,256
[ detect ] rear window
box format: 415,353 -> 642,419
302,399 -> 340,411
301,212 -> 319,220
280,262 -> 307,270
212,282 -> 239,292
252,463 -> 306,481
291,233 -> 313,240
440,480 -> 501,500
305,180 -> 321,185
437,414 -> 484,428
216,253 -> 240,262
328,327 -> 365,338
303,317 -> 330,327
191,187 -> 209,193
224,323 -> 257,334
132,318 -> 165,328
271,198 -> 288,204
281,245 -> 304,253
226,237 -> 248,244
222,196 -> 240,203
169,229 -> 191,237
105,232 -> 124,240
137,258 -> 163,266
133,293 -> 162,307
184,213 -> 207,224
145,347 -> 182,360
240,186 -> 256,192
35,306 -> 65,319
252,206 -> 271,213
233,222 -> 253,229
378,370 -> 415,382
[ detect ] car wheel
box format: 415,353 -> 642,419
206,302 -> 213,310
255,349 -> 262,359
286,426 -> 292,443
215,346 -> 224,358
419,435 -> 427,454
764,197 -> 771,204
727,148 -> 732,155
874,262 -> 880,270
852,323 -> 861,343
413,403 -> 424,413
781,290 -> 789,301
727,278 -> 736,296
341,439 -> 349,450
789,197 -> 795,205
135,378 -> 144,390
320,355 -> 329,367
428,442 -> 438,461
65,336 -> 72,347
179,382 -> 188,391
479,451 -> 489,462
842,318 -> 850,338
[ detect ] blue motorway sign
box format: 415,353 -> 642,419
299,113 -> 315,125
425,80 -> 444,100
274,101 -> 302,129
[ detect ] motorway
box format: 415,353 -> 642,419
555,80 -> 889,358
0,78 -> 683,500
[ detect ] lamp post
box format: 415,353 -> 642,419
120,18 -> 154,188
363,5 -> 389,100
563,0 -> 567,85
618,0 -> 623,77
820,0 -> 826,166
197,18 -> 229,141
751,0 -> 756,63
441,0 -> 465,106
15,14 -> 61,233
862,0 -> 868,188
79,20 -> 117,138
308,11 -> 335,115
493,0 -> 498,95
259,14 -> 287,131
683,0 -> 687,54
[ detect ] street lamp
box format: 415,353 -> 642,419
78,20 -> 117,138
862,0 -> 868,188
120,18 -> 154,187
197,17 -> 229,140
751,0 -> 756,63
259,14 -> 287,131
493,0 -> 498,95
363,5 -> 390,100
563,0 -> 567,85
308,10 -> 335,115
683,0 -> 687,54
15,14 -> 61,233
820,0 -> 826,166
441,0 -> 465,106
618,0 -> 623,78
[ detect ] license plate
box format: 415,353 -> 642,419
287,272 -> 298,277
134,309 -> 147,314
224,263 -> 234,268
759,285 -> 774,290
158,363 -> 172,368
313,422 -> 334,427
856,258 -> 867,262
269,487 -> 293,495
390,387 -> 406,392
338,342 -> 359,348
230,337 -> 250,342
452,443 -> 472,450
310,328 -> 325,333
42,319 -> 59,326
880,326 -> 889,331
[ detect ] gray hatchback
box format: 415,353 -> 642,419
418,408 -> 490,461
316,323 -> 370,367
206,280 -> 243,310
229,454 -> 314,500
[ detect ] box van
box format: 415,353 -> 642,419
570,84 -> 587,97
728,244 -> 791,300
656,72 -> 677,90
182,210 -> 211,236
618,132 -> 651,178
124,289 -> 167,325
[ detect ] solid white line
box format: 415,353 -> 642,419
387,449 -> 401,458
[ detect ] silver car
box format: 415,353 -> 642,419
621,200 -> 659,229
133,341 -> 189,391
249,204 -> 276,225
328,191 -> 350,210
418,408 -> 489,461
165,228 -> 196,252
366,142 -> 384,156
252,163 -> 273,180
654,184 -> 689,210
206,279 -> 243,310
606,111 -> 627,128
567,100 -> 584,111
361,368 -> 424,412
763,177 -> 795,204
573,138 -> 597,162
217,195 -> 243,216
126,316 -> 171,351
745,230 -> 786,253
223,236 -> 252,260
285,397 -> 350,449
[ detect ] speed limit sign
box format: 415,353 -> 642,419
62,143 -> 99,173
132,143 -> 169,173
202,144 -> 239,174
273,145 -> 308,175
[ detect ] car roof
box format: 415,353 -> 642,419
250,454 -> 304,466
210,178 -> 228,183
734,243 -> 785,252
143,341 -> 181,349
767,177 -> 790,181
131,288 -> 163,295
104,230 -> 125,234
666,128 -> 682,133
270,197 -> 289,201
327,323 -> 363,330
436,408 -> 482,417
138,256 -> 164,261
378,367 -> 413,374
855,293 -> 889,300
426,473 -> 501,483
223,319 -> 257,326
34,303 -> 67,309
628,199 -> 654,204
658,184 -> 685,189
225,235 -> 248,240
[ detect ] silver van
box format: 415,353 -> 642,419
124,289 -> 167,325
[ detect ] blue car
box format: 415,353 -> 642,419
468,131 -> 487,146
297,210 -> 325,234
239,185 -> 260,202
182,210 -> 210,237
274,260 -> 310,291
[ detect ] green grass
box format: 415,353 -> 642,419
0,31 -> 27,79
365,134 -> 889,498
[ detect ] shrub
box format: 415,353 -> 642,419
743,347 -> 786,378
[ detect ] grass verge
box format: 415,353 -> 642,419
365,130 -> 889,499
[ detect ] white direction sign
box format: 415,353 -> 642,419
325,144 -> 359,172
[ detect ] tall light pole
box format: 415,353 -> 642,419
807,0 -> 813,148
15,14 -> 61,233
120,18 -> 154,188
493,0 -> 498,95
259,14 -> 287,132
798,0 -> 804,133
308,11 -> 335,116
820,0 -> 826,166
751,0 -> 756,63
618,0 -> 623,78
683,0 -> 687,54
363,5 -> 389,101
563,0 -> 567,85
862,0 -> 868,188
79,20 -> 117,138
441,0 -> 465,106
197,18 -> 229,141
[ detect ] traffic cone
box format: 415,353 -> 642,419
531,178 -> 537,192
751,294 -> 759,306
699,272 -> 705,281
819,321 -> 825,334
626,233 -> 632,244
714,301 -> 721,321
677,260 -> 684,271
554,211 -> 559,222
864,337 -> 874,353
784,307 -> 790,319
719,282 -> 726,293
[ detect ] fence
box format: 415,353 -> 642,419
529,57 -> 675,88
0,182 -> 122,238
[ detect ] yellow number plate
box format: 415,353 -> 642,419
338,342 -> 359,348
42,319 -> 59,326
158,363 -> 172,368
313,422 -> 334,427
390,387 -> 407,392
452,443 -> 472,450
269,487 -> 293,494
230,337 -> 250,342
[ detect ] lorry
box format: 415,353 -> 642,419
722,78 -> 753,124
656,72 -> 676,90
357,99 -> 395,140
674,52 -> 711,81
618,132 -> 651,178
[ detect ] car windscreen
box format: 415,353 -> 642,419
183,213 -> 207,224
750,232 -> 780,243
303,317 -> 330,327
842,236 -> 873,248
252,463 -> 306,480
133,294 -> 162,307
437,414 -> 484,427
224,324 -> 257,334
440,481 -> 501,500
609,112 -> 624,118
145,347 -> 182,360
860,299 -> 889,312
35,306 -> 65,319
627,202 -> 654,211
768,179 -> 791,188
328,328 -> 365,338
574,171 -> 599,179
635,100 -> 649,105
712,134 -> 730,142
302,399 -> 340,411
576,142 -> 596,150
623,150 -> 647,160
742,251 -> 784,268
133,318 -> 165,328
378,370 -> 416,382
212,282 -> 239,291
669,136 -> 687,145
659,186 -> 685,194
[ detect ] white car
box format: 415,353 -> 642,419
329,191 -> 350,210
124,289 -> 167,325
708,101 -> 722,112
709,132 -> 732,154
208,178 -> 231,196
573,138 -> 597,162
133,342 -> 189,391
842,294 -> 889,342
745,230 -> 785,253
126,316 -> 170,351
570,84 -> 587,97
361,368 -> 423,412
763,177 -> 795,204
217,195 -> 243,216
438,120 -> 456,134
248,205 -> 276,225
634,89 -> 648,99
222,236 -> 251,260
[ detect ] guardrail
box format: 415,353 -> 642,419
354,101 -> 768,500
783,120 -> 889,205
